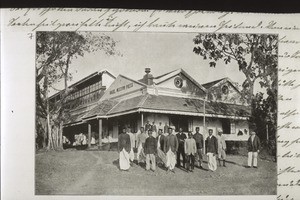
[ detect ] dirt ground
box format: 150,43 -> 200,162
35,149 -> 277,195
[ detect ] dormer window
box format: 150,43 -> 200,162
222,85 -> 229,94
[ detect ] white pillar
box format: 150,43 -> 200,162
99,119 -> 102,147
88,123 -> 91,148
203,96 -> 206,155
141,112 -> 144,128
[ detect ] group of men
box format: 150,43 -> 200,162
118,124 -> 261,173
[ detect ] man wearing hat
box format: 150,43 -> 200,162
164,127 -> 178,173
247,131 -> 261,168
216,128 -> 227,167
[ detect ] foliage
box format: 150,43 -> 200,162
193,33 -> 278,100
36,32 -> 120,150
193,33 -> 278,156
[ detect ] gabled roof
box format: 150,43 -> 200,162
49,69 -> 116,99
202,78 -> 225,89
119,74 -> 147,87
153,68 -> 207,93
202,77 -> 241,94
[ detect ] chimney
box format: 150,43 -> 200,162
143,68 -> 153,85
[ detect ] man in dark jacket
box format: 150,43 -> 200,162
193,127 -> 204,168
164,127 -> 178,172
205,129 -> 218,171
144,130 -> 157,171
247,131 -> 261,168
156,129 -> 166,166
176,128 -> 187,168
118,128 -> 131,171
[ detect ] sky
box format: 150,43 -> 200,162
50,32 -> 252,95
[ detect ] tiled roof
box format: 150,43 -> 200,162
65,112 -> 87,124
142,95 -> 204,113
141,95 -> 250,117
105,94 -> 250,117
107,95 -> 147,115
82,99 -> 119,119
207,101 -> 251,117
64,94 -> 250,124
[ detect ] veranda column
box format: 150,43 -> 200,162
98,119 -> 102,148
141,112 -> 144,127
203,96 -> 206,154
88,123 -> 91,148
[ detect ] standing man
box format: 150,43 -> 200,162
185,132 -> 197,172
144,130 -> 157,171
136,127 -> 148,165
157,122 -> 164,133
118,127 -> 131,171
205,129 -> 218,172
164,122 -> 169,134
216,128 -> 227,167
247,131 -> 261,168
164,127 -> 178,173
156,129 -> 166,167
145,121 -> 151,132
193,127 -> 204,168
152,121 -> 157,133
176,128 -> 187,168
127,127 -> 135,165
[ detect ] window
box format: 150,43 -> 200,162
222,85 -> 229,94
230,121 -> 236,134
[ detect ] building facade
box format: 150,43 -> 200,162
49,67 -> 251,149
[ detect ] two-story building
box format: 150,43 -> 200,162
59,68 -> 251,149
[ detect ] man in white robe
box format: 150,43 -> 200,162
164,127 -> 178,173
136,127 -> 148,165
127,127 -> 135,164
118,128 -> 131,171
156,129 -> 166,167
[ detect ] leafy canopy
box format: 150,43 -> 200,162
193,33 -> 278,98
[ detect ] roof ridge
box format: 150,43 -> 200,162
119,74 -> 147,86
106,99 -> 122,115
137,94 -> 149,107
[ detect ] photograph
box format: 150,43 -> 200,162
35,31 -> 278,195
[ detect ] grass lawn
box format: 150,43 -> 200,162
35,149 -> 276,195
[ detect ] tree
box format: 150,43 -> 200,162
36,32 -> 120,150
193,33 -> 278,101
193,33 -> 278,156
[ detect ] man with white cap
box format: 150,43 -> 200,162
216,128 -> 227,167
247,131 -> 261,168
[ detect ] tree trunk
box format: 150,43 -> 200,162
46,100 -> 52,150
59,122 -> 63,149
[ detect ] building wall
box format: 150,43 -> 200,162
106,112 -> 249,141
156,73 -> 206,98
101,75 -> 145,100
208,81 -> 244,105
102,73 -> 115,89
